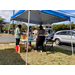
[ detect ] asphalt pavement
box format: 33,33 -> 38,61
0,36 -> 15,43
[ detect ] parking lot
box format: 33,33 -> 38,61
53,42 -> 75,51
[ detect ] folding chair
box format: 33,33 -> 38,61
44,39 -> 54,55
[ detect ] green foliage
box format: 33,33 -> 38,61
51,22 -> 75,32
2,24 -> 16,31
0,16 -> 5,23
2,24 -> 9,30
21,23 -> 28,32
2,23 -> 28,32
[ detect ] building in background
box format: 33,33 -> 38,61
0,22 -> 9,33
36,24 -> 52,28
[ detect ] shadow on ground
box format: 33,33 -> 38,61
42,46 -> 72,55
0,48 -> 29,65
33,43 -> 73,55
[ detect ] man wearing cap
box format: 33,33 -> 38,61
15,24 -> 26,52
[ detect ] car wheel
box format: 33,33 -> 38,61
55,39 -> 60,45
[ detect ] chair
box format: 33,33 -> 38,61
44,39 -> 54,55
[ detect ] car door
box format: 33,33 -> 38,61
72,31 -> 75,43
67,30 -> 72,43
67,30 -> 75,43
59,31 -> 68,42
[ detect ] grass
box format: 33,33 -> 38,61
0,45 -> 25,65
0,44 -> 75,65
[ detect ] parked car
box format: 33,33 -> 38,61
45,33 -> 54,40
52,30 -> 75,45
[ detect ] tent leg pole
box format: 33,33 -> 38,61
4,21 -> 11,50
26,10 -> 30,65
70,18 -> 74,55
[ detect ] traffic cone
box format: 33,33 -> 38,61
15,45 -> 19,52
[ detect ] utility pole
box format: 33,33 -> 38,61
12,10 -> 15,35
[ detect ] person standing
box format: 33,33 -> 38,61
48,30 -> 50,34
35,25 -> 46,53
15,24 -> 26,52
26,26 -> 32,46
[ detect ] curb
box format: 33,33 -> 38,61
0,42 -> 15,45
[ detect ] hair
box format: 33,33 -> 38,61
29,26 -> 31,29
39,25 -> 43,30
18,24 -> 21,28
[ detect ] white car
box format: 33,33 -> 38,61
52,30 -> 75,45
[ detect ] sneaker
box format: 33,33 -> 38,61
35,50 -> 37,53
40,50 -> 42,53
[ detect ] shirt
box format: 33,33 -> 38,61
37,30 -> 45,36
15,28 -> 21,38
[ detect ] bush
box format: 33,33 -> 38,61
51,22 -> 75,31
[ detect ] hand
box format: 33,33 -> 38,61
29,32 -> 32,34
23,33 -> 26,35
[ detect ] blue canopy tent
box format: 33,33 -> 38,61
10,10 -> 73,65
11,10 -> 70,24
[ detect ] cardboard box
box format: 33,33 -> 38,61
19,43 -> 25,47
28,46 -> 34,51
18,43 -> 26,53
18,43 -> 34,53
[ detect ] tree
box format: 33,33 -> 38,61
51,22 -> 75,32
2,24 -> 9,31
0,16 -> 5,23
31,26 -> 35,30
2,24 -> 16,31
21,23 -> 28,32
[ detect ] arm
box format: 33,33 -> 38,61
36,33 -> 39,39
26,30 -> 32,35
36,30 -> 39,39
29,30 -> 32,34
19,33 -> 26,35
18,28 -> 26,35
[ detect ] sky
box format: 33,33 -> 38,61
0,10 -> 75,25
53,10 -> 75,24
0,10 -> 19,22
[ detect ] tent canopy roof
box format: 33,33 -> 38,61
11,10 -> 70,24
